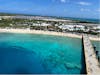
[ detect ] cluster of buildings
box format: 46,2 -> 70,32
58,24 -> 85,31
59,24 -> 100,33
30,22 -> 100,34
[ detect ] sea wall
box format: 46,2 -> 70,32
82,35 -> 100,75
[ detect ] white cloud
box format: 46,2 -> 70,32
60,0 -> 66,3
78,2 -> 91,6
97,9 -> 100,12
80,8 -> 90,12
52,0 -> 69,3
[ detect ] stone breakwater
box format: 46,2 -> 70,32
82,35 -> 100,75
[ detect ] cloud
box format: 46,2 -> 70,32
52,0 -> 69,3
97,9 -> 100,12
80,8 -> 90,12
60,0 -> 66,3
77,2 -> 91,6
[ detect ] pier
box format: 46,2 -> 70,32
82,35 -> 100,75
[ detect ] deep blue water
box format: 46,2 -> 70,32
63,17 -> 100,24
0,33 -> 86,74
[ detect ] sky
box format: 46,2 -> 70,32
0,0 -> 100,19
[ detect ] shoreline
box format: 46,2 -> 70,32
0,28 -> 99,41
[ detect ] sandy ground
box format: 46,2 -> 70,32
0,28 -> 99,41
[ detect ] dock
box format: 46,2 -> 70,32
82,35 -> 100,75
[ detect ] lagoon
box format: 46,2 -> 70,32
0,33 -> 86,74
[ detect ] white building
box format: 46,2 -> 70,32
75,25 -> 85,31
32,23 -> 41,26
41,23 -> 51,26
93,25 -> 100,29
32,23 -> 51,26
58,25 -> 85,31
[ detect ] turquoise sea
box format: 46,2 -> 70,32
0,33 -> 86,74
66,17 -> 100,24
92,41 -> 100,51
55,16 -> 100,24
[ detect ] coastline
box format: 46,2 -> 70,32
0,28 -> 99,41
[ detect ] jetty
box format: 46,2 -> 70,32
82,35 -> 100,75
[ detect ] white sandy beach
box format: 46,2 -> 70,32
0,28 -> 99,41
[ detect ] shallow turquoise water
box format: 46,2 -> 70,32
0,33 -> 85,74
92,41 -> 100,51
